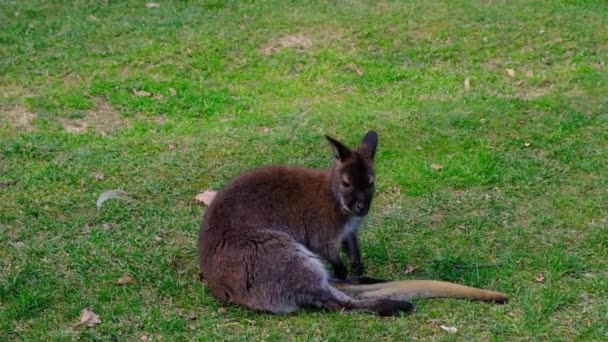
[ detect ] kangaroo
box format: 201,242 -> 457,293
198,131 -> 508,316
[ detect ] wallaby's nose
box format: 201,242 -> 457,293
355,202 -> 366,213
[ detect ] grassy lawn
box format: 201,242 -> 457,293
1,0 -> 607,340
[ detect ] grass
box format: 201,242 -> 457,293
1,0 -> 607,340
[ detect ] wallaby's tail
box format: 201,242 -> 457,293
333,280 -> 509,303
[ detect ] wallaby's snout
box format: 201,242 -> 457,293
352,196 -> 370,216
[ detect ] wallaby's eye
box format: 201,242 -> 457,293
341,180 -> 351,188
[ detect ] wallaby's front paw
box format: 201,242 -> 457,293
333,263 -> 348,280
350,262 -> 365,277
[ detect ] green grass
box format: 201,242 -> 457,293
1,0 -> 607,340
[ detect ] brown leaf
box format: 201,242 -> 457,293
153,93 -> 164,100
217,307 -> 227,314
506,68 -> 516,77
535,273 -> 545,283
116,273 -> 135,286
464,77 -> 471,90
154,236 -> 162,242
525,70 -> 534,78
404,264 -> 418,274
345,63 -> 364,76
168,143 -> 176,151
79,308 -> 101,327
132,89 -> 152,97
431,163 -> 444,170
169,88 -> 177,96
94,171 -> 104,181
261,127 -> 271,134
145,2 -> 160,8
140,334 -> 149,341
195,190 -> 217,206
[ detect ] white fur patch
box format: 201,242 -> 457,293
337,217 -> 363,243
294,243 -> 328,281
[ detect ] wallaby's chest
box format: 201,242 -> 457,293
337,217 -> 363,242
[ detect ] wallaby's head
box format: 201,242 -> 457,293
325,131 -> 378,217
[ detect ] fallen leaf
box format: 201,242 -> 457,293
479,118 -> 487,124
345,63 -> 364,76
464,77 -> 471,90
153,93 -> 164,100
188,313 -> 198,321
132,89 -> 152,97
169,88 -> 177,96
140,334 -> 149,341
524,142 -> 531,148
506,68 -> 516,77
525,70 -> 534,78
154,236 -> 162,242
217,307 -> 227,314
79,309 -> 101,327
195,190 -> 217,206
168,143 -> 176,151
10,241 -> 25,249
116,273 -> 135,285
94,171 -> 104,181
404,264 -> 418,274
440,325 -> 458,333
387,186 -> 401,195
431,163 -> 444,170
97,190 -> 134,209
145,2 -> 160,8
261,127 -> 271,133
0,180 -> 18,187
88,15 -> 99,22
535,273 -> 545,283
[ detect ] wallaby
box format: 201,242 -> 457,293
198,131 -> 508,316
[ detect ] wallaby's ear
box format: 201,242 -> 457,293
325,135 -> 352,161
359,130 -> 378,160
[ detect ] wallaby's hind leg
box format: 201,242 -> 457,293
289,242 -> 414,316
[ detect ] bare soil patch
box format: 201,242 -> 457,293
261,34 -> 313,56
4,107 -> 36,131
60,98 -> 126,135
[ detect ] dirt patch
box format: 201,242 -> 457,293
261,34 -> 313,56
60,98 -> 126,135
4,107 -> 36,131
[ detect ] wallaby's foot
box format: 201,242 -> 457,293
373,299 -> 415,317
339,276 -> 388,284
355,276 -> 388,284
350,262 -> 365,277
